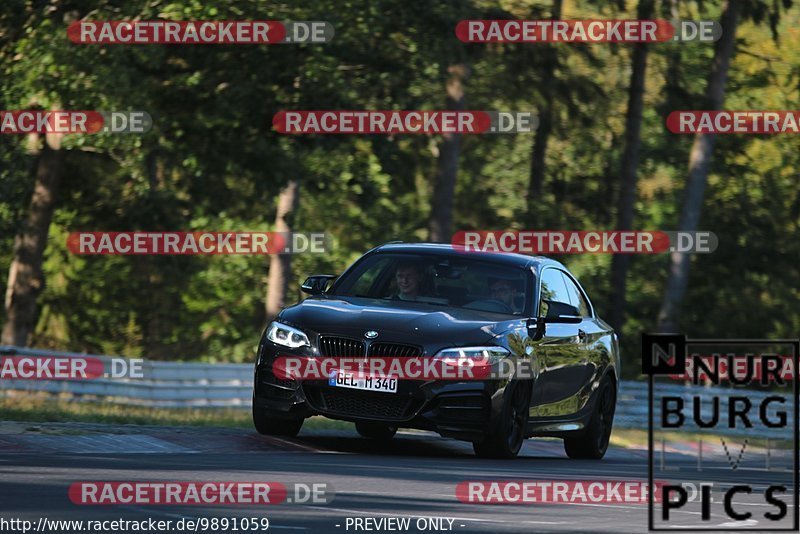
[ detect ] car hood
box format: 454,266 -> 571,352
278,296 -> 522,349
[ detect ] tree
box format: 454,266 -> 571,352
2,129 -> 64,345
608,0 -> 655,334
656,0 -> 742,332
1,0 -> 797,367
266,180 -> 300,320
525,0 -> 562,225
429,64 -> 469,243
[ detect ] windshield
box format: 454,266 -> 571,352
331,253 -> 530,316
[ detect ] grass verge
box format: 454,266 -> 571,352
611,427 -> 791,450
4,396 -> 774,449
0,395 -> 352,431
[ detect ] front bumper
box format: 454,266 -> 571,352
253,344 -> 504,441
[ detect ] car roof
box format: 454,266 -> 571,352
370,242 -> 566,272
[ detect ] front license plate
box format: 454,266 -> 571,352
328,370 -> 398,393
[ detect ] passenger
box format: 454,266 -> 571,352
489,277 -> 522,312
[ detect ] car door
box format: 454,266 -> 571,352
558,270 -> 602,405
530,267 -> 586,417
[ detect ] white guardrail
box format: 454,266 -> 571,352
0,346 -> 252,408
0,346 -> 791,438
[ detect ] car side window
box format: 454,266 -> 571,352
348,258 -> 391,296
559,271 -> 591,317
538,268 -> 571,317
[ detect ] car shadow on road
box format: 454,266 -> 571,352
280,428 -> 580,461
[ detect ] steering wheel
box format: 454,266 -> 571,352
464,298 -> 514,314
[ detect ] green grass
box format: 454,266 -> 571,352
0,395 -> 352,431
611,427 -> 792,450
6,396 -> 775,450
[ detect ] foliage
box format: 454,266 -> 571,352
1,0 -> 798,377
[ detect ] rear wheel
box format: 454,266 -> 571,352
564,376 -> 616,459
355,421 -> 397,440
473,381 -> 531,459
252,401 -> 303,437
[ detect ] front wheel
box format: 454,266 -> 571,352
252,402 -> 303,437
473,381 -> 531,459
564,376 -> 616,459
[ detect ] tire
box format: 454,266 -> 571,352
252,403 -> 303,437
472,381 -> 531,459
355,421 -> 397,440
564,375 -> 616,459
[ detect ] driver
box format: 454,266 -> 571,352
392,261 -> 447,304
394,261 -> 423,301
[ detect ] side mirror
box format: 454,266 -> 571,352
301,274 -> 336,295
543,300 -> 582,324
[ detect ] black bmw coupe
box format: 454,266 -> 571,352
253,243 -> 619,459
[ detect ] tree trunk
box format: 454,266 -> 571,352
608,0 -> 654,335
663,0 -> 684,113
265,180 -> 300,320
2,131 -> 64,346
429,63 -> 469,243
656,0 -> 742,332
525,0 -> 562,225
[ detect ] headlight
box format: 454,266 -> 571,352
266,321 -> 310,349
432,346 -> 510,365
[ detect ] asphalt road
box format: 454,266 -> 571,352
0,423 -> 795,533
